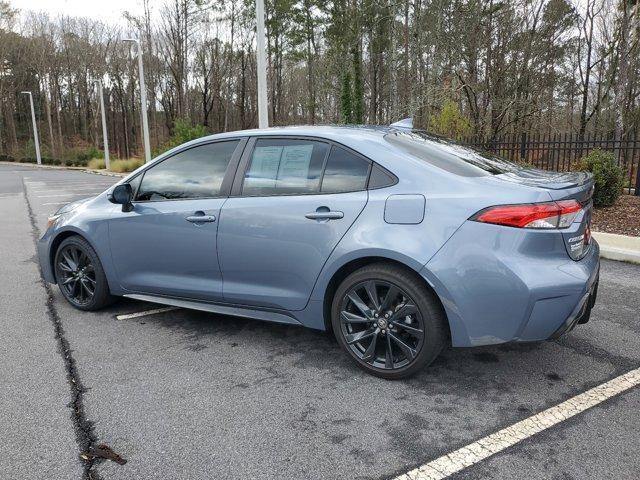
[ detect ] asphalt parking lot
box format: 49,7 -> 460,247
1,163 -> 639,480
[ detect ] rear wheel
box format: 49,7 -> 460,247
54,236 -> 114,311
331,263 -> 447,379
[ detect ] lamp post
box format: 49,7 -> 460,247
21,91 -> 41,165
123,38 -> 151,163
255,0 -> 268,128
94,80 -> 110,170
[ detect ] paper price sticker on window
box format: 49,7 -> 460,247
277,144 -> 314,185
248,146 -> 283,187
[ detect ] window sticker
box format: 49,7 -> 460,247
277,144 -> 314,186
247,146 -> 283,187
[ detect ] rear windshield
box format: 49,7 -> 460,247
384,131 -> 520,177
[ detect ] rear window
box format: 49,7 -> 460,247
384,131 -> 520,177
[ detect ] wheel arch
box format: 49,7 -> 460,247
49,228 -> 103,283
321,255 -> 451,344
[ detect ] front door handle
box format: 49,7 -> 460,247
186,212 -> 216,223
305,210 -> 344,220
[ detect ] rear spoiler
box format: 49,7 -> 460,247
389,118 -> 413,131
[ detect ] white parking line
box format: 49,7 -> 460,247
26,183 -> 109,186
394,367 -> 640,480
36,193 -> 102,198
116,307 -> 180,320
31,187 -> 107,193
26,181 -> 105,184
31,181 -> 112,185
27,183 -> 112,189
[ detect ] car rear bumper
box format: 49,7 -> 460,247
550,265 -> 599,339
422,220 -> 601,347
517,240 -> 599,342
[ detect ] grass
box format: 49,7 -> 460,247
87,158 -> 105,169
87,157 -> 144,173
110,158 -> 145,173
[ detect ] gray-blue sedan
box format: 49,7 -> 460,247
38,126 -> 600,378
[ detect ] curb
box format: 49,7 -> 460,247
0,161 -> 126,178
593,231 -> 640,264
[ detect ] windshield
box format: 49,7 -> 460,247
384,130 -> 521,177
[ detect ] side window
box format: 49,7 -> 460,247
368,163 -> 397,189
320,146 -> 370,193
136,140 -> 239,201
126,174 -> 142,197
242,139 -> 329,196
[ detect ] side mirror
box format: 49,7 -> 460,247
109,184 -> 134,212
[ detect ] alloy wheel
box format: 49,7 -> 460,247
56,245 -> 97,306
340,280 -> 425,370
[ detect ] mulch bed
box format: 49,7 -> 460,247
591,194 -> 640,237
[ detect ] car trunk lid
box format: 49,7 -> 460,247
495,169 -> 593,199
496,169 -> 595,260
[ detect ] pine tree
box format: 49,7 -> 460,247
340,71 -> 353,124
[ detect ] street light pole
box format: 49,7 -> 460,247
21,91 -> 41,165
123,38 -> 151,163
255,0 -> 268,128
94,80 -> 110,170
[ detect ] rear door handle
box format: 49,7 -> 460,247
186,213 -> 216,223
305,211 -> 344,220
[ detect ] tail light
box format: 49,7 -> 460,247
471,200 -> 582,229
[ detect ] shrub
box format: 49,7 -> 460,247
0,154 -> 15,162
76,146 -> 101,162
159,119 -> 208,153
574,149 -> 624,208
109,158 -> 145,173
65,158 -> 86,167
43,157 -> 62,166
516,159 -> 535,169
63,146 -> 102,167
17,157 -> 61,165
430,100 -> 471,138
87,158 -> 106,170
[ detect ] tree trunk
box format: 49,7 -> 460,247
614,0 -> 630,148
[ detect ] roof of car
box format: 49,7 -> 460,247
200,124 -> 396,143
151,125 -> 404,170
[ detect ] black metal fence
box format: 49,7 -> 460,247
460,131 -> 640,194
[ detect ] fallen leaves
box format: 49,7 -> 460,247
591,195 -> 640,237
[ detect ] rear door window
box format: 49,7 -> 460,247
242,138 -> 329,195
320,146 -> 370,193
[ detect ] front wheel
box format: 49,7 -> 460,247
331,263 -> 447,379
54,236 -> 114,311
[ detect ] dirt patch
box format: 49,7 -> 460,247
591,195 -> 640,237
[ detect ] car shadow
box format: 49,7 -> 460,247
105,301 -> 617,396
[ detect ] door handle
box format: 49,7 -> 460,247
305,210 -> 344,220
186,213 -> 216,223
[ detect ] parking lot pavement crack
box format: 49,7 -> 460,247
21,178 -> 123,480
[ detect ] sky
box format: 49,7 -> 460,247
11,0 -> 594,27
11,0 -> 146,25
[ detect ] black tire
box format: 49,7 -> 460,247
54,235 -> 115,311
331,262 -> 447,379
